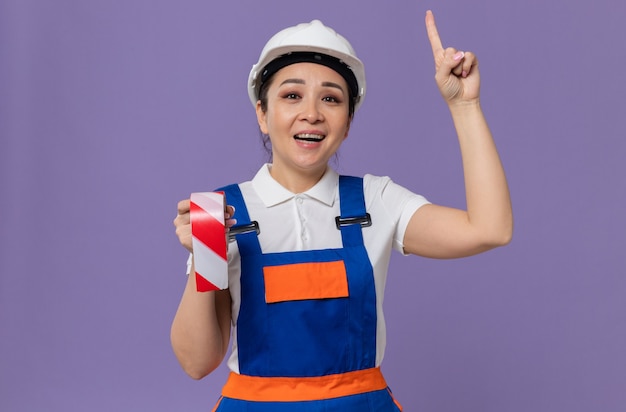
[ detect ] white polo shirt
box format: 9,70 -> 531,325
189,164 -> 429,373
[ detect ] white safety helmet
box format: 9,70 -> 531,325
248,19 -> 366,112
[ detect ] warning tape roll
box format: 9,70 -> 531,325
190,192 -> 228,292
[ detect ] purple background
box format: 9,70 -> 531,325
1,0 -> 625,411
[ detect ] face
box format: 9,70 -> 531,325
256,62 -> 351,185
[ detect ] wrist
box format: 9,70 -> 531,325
447,98 -> 482,116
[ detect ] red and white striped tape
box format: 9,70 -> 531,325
190,192 -> 228,292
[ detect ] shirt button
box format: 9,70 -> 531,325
297,197 -> 304,204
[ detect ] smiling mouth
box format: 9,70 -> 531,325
294,133 -> 325,142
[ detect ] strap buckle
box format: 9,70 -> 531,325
228,221 -> 260,241
335,213 -> 372,229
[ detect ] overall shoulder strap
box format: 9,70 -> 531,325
215,183 -> 262,254
337,176 -> 371,246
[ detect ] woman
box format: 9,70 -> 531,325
171,10 -> 512,411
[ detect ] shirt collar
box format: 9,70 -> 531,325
251,164 -> 338,207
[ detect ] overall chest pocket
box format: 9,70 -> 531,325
263,260 -> 349,303
260,260 -> 352,376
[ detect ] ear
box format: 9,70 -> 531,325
256,101 -> 269,135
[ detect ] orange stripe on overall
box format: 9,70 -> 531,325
263,261 -> 349,303
221,367 -> 388,402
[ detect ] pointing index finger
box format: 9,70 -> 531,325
425,10 -> 444,59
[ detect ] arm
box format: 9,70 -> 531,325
403,11 -> 513,259
170,199 -> 233,379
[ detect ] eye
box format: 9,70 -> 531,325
322,95 -> 342,104
281,92 -> 301,100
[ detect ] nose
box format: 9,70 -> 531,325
301,98 -> 324,123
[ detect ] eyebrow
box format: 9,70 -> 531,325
279,78 -> 345,93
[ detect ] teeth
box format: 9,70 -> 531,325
295,133 -> 325,141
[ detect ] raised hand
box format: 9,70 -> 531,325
425,10 -> 480,103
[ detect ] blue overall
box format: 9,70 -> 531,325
213,176 -> 402,411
